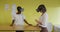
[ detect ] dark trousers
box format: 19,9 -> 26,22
39,26 -> 48,32
16,30 -> 24,32
40,28 -> 48,32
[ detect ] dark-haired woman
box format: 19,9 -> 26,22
35,4 -> 48,32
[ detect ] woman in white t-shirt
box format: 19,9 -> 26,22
10,6 -> 32,32
35,4 -> 48,32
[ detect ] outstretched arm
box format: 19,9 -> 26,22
10,20 -> 15,26
24,19 -> 32,26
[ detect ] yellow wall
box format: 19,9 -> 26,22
0,0 -> 60,26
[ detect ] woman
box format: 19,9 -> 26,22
10,6 -> 32,32
35,4 -> 48,32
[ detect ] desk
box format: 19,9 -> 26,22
0,25 -> 41,32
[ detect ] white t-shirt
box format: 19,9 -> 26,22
12,13 -> 25,26
38,12 -> 48,28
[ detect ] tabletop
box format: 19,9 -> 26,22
0,25 -> 41,31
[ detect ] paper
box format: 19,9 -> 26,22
12,4 -> 16,15
5,4 -> 9,11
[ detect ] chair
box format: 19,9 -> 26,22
54,25 -> 60,32
47,22 -> 53,32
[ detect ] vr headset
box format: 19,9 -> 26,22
17,6 -> 24,12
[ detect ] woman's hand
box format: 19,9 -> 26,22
35,19 -> 39,23
35,19 -> 42,25
35,19 -> 41,23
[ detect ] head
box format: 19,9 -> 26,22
36,4 -> 46,13
17,6 -> 24,13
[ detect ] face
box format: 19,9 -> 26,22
20,8 -> 24,12
36,9 -> 40,12
40,10 -> 43,13
18,8 -> 24,13
18,10 -> 21,13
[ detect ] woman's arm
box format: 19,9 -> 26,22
10,20 -> 15,26
24,19 -> 32,26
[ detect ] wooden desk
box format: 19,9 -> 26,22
0,25 -> 41,31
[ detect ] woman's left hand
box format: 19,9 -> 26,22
35,19 -> 42,25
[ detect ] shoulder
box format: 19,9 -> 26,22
21,14 -> 24,16
12,13 -> 16,17
43,13 -> 48,18
44,13 -> 48,16
20,14 -> 25,17
21,14 -> 25,19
